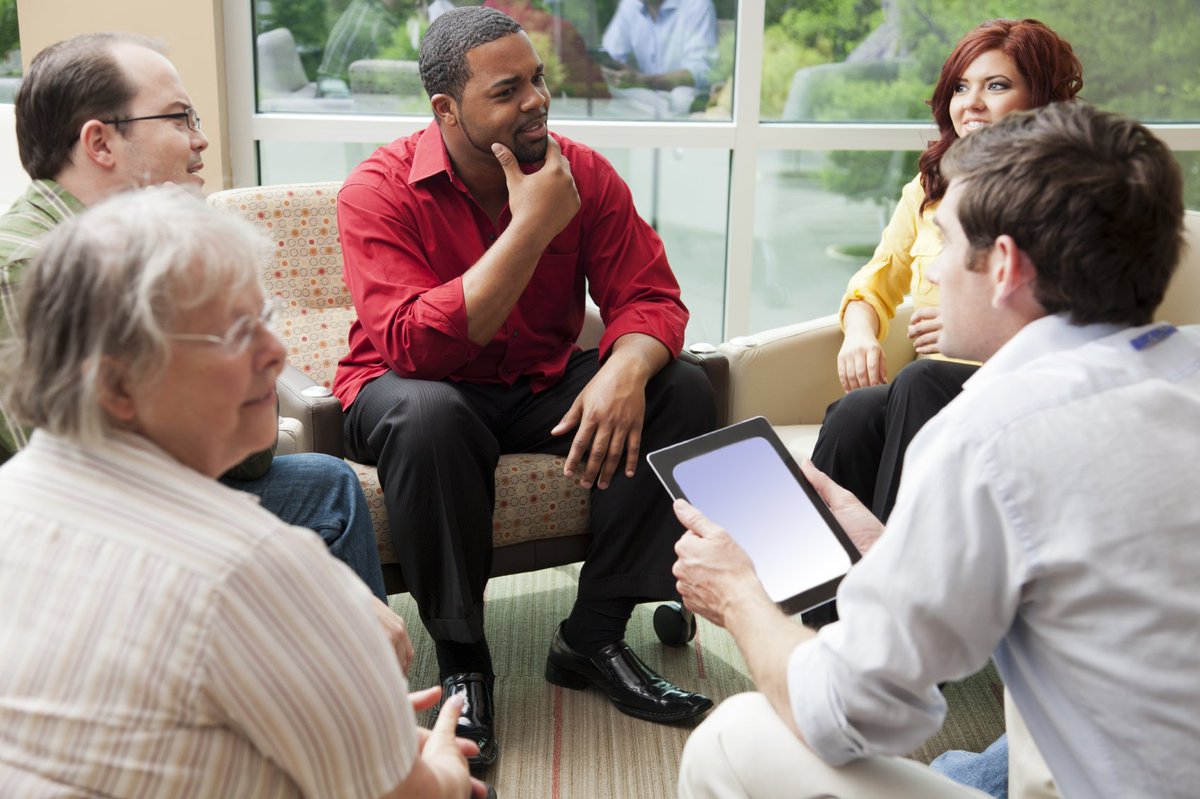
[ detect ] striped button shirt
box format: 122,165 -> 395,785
0,180 -> 85,461
0,431 -> 417,797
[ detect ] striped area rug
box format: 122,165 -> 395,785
389,564 -> 1004,798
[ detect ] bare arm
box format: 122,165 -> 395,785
461,138 -> 581,346
837,299 -> 888,391
552,331 -> 671,489
671,499 -> 814,739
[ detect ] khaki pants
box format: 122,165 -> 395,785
678,692 -> 1058,799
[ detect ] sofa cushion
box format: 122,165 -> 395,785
775,423 -> 822,463
349,453 -> 591,566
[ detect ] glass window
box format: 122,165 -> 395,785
252,0 -> 736,120
0,0 -> 20,101
1181,152 -> 1200,213
751,148 -> 918,331
761,0 -> 1200,124
256,139 -> 729,341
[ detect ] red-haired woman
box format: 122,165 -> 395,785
811,18 -> 1083,522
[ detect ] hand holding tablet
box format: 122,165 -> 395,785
649,417 -> 861,616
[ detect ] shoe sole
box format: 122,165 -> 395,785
545,659 -> 714,724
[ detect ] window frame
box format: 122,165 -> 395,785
223,0 -> 1200,340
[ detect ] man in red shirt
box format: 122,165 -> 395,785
334,6 -> 716,766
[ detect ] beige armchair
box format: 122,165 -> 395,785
208,182 -> 729,629
721,210 -> 1200,460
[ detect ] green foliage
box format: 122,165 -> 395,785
775,1 -> 883,62
758,24 -> 828,118
0,0 -> 19,76
761,0 -> 1200,208
524,31 -> 567,92
376,16 -> 424,61
257,0 -> 336,78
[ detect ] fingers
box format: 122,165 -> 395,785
562,418 -> 592,479
622,425 -> 642,479
471,778 -> 492,799
491,142 -> 521,180
431,694 -> 465,740
577,428 -> 612,489
801,459 -> 850,507
867,346 -> 888,386
543,134 -> 564,164
672,498 -> 725,538
409,685 -> 442,714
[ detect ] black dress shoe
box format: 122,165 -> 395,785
438,672 -> 498,767
544,621 -> 713,723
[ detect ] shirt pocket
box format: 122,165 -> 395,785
910,225 -> 942,299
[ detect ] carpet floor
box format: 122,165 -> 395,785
389,564 -> 1004,798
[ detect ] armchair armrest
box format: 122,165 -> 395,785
277,363 -> 346,458
681,343 -> 730,427
719,304 -> 917,427
719,314 -> 845,426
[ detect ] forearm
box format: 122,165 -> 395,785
841,300 -> 881,340
643,68 -> 695,91
723,585 -> 815,740
605,331 -> 672,383
461,219 -> 554,346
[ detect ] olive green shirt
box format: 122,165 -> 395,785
0,181 -> 275,476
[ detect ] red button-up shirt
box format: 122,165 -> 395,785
332,122 -> 689,409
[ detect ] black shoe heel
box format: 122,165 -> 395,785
545,659 -> 590,690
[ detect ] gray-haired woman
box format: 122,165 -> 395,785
0,189 -> 488,798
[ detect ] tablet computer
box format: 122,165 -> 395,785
648,416 -> 861,616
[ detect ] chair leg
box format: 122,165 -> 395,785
654,601 -> 698,646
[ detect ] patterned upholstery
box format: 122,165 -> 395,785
208,183 -> 590,568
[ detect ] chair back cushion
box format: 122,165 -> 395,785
256,28 -> 309,95
208,182 -> 352,389
1156,210 -> 1200,326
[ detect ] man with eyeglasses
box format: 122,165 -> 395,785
0,33 -> 407,665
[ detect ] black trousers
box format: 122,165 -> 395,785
810,359 -> 978,523
344,350 -> 717,643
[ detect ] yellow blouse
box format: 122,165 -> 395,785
839,174 -> 942,341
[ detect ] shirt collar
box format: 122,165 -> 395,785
640,0 -> 681,18
409,120 -> 454,186
967,314 -> 1125,387
28,178 -> 87,220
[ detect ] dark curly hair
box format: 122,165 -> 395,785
418,6 -> 523,101
919,19 -> 1083,212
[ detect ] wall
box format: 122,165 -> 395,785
16,0 -> 232,193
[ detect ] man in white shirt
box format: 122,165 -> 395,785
671,102 -> 1200,798
599,0 -> 717,114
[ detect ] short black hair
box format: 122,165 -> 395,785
943,102 -> 1184,327
418,6 -> 523,101
16,32 -> 163,180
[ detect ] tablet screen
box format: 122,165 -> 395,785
649,417 -> 860,614
672,436 -> 853,604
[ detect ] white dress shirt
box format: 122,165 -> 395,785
787,316 -> 1200,799
601,0 -> 718,89
0,431 -> 417,798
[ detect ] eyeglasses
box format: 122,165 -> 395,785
167,296 -> 281,356
101,107 -> 202,132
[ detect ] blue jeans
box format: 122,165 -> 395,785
931,733 -> 1009,799
221,453 -> 387,602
